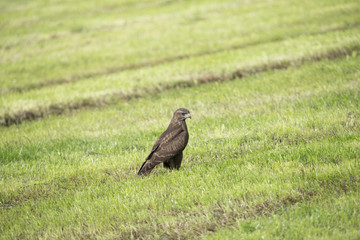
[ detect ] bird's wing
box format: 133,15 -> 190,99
145,127 -> 184,160
152,129 -> 188,159
145,130 -> 168,160
138,122 -> 189,176
138,128 -> 186,175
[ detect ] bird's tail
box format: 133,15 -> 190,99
138,161 -> 154,176
138,159 -> 162,176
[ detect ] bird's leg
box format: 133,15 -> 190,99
163,159 -> 177,169
163,152 -> 183,170
163,161 -> 172,169
173,152 -> 183,170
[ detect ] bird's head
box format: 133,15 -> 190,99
173,108 -> 191,121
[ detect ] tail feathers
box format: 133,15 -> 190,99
138,159 -> 161,176
137,161 -> 149,176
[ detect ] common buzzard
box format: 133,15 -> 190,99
137,108 -> 191,176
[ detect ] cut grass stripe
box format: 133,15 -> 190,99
1,43 -> 359,127
2,21 -> 359,95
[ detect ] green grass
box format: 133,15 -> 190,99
205,192 -> 360,240
1,0 -> 360,239
1,0 -> 359,89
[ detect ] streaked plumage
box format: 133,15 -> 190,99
137,108 -> 191,176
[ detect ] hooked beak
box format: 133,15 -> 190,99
185,113 -> 191,119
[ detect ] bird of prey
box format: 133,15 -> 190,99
137,108 -> 191,176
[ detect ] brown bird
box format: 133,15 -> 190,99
138,108 -> 191,176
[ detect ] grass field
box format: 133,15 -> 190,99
1,0 -> 360,239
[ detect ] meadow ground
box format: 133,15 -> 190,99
0,0 -> 359,239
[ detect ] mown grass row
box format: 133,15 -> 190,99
1,37 -> 359,127
1,0 -> 359,89
2,0 -> 359,127
3,21 -> 359,95
1,55 -> 359,239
